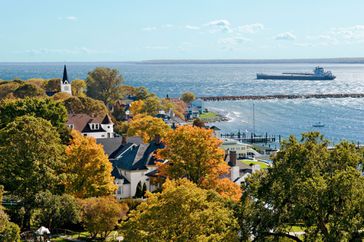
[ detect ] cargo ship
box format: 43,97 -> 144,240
257,66 -> 336,80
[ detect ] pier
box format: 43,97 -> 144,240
200,93 -> 364,101
221,132 -> 280,144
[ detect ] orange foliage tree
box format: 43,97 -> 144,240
64,130 -> 117,198
157,125 -> 242,201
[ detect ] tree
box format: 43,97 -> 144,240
122,179 -> 239,241
25,78 -> 46,89
127,115 -> 170,143
180,91 -> 195,104
13,83 -> 45,98
0,81 -> 20,99
157,125 -> 241,201
64,130 -> 117,198
240,132 -> 364,242
0,98 -> 68,130
45,78 -> 61,93
71,79 -> 86,96
33,191 -> 81,230
52,92 -> 72,101
129,96 -> 162,117
192,118 -> 205,128
63,96 -> 108,116
86,67 -> 124,104
0,116 -> 65,229
80,196 -> 128,240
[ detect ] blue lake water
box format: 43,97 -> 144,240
1,62 -> 364,144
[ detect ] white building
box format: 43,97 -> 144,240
98,136 -> 164,199
60,65 -> 72,95
221,138 -> 261,159
67,113 -> 114,139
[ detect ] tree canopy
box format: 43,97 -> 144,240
63,130 -> 117,198
240,132 -> 364,242
0,98 -> 68,130
86,67 -> 124,104
127,114 -> 170,143
180,91 -> 196,104
122,179 -> 239,242
62,96 -> 108,116
13,83 -> 45,98
0,116 -> 65,228
71,79 -> 87,96
129,96 -> 163,117
157,125 -> 242,201
80,196 -> 128,240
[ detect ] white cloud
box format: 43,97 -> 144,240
185,25 -> 200,30
205,19 -> 232,33
275,32 -> 296,41
58,16 -> 78,21
142,26 -> 158,31
237,23 -> 264,33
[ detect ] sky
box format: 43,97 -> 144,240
1,0 -> 364,61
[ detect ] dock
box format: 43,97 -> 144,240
200,93 -> 364,101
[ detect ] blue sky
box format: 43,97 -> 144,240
1,0 -> 364,61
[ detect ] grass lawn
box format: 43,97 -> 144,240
199,112 -> 218,119
240,160 -> 270,169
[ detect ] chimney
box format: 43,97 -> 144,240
121,135 -> 127,145
154,135 -> 161,144
229,150 -> 237,167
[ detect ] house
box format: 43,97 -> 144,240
99,136 -> 164,199
221,138 -> 261,159
67,113 -> 114,139
225,150 -> 261,186
187,98 -> 205,119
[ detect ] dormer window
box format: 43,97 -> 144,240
89,123 -> 100,130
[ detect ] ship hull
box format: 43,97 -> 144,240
256,74 -> 336,80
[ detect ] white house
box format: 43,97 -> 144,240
221,138 -> 261,159
98,136 -> 164,199
67,113 -> 114,139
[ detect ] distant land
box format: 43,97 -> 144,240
140,57 -> 364,64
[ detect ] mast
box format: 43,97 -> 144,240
252,103 -> 255,136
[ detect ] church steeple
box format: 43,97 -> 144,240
62,65 -> 70,84
60,65 -> 72,95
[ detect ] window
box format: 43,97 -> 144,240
63,86 -> 69,91
117,186 -> 123,195
68,124 -> 74,129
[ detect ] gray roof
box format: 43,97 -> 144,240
96,136 -> 143,156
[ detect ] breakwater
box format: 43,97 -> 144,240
200,93 -> 364,101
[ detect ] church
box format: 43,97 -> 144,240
60,65 -> 72,95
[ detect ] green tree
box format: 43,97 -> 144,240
63,96 -> 108,116
86,67 -> 124,104
122,179 -> 239,242
71,79 -> 87,96
64,130 -> 117,198
0,98 -> 68,130
180,91 -> 195,104
33,191 -> 81,230
13,83 -> 45,98
129,96 -> 162,116
45,78 -> 61,93
0,116 -> 65,229
0,81 -> 21,99
241,132 -> 364,242
80,196 -> 128,240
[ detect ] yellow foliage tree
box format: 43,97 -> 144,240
64,130 -> 117,198
157,125 -> 242,202
122,179 -> 239,241
71,79 -> 87,97
127,114 -> 170,143
80,196 -> 128,240
129,100 -> 145,116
